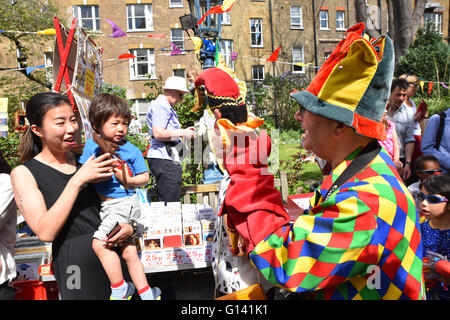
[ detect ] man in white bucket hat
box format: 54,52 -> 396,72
146,76 -> 195,202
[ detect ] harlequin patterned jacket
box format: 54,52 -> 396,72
249,147 -> 425,300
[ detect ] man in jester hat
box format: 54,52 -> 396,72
194,23 -> 425,300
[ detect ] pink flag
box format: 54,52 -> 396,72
105,19 -> 127,38
170,42 -> 183,55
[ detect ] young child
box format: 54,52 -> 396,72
378,109 -> 402,174
408,154 -> 442,215
79,93 -> 160,300
419,174 -> 450,300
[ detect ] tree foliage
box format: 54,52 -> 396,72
396,22 -> 450,91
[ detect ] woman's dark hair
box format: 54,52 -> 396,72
420,174 -> 450,200
0,150 -> 11,174
89,93 -> 131,133
218,105 -> 248,125
18,92 -> 72,163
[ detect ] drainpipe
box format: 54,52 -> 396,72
312,0 -> 319,72
268,0 -> 276,76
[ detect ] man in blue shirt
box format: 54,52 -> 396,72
146,76 -> 195,202
421,107 -> 450,174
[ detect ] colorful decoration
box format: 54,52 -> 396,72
105,19 -> 126,38
266,46 -> 281,62
231,51 -> 238,61
428,81 -> 434,95
196,0 -> 236,25
420,80 -> 424,93
118,53 -> 136,59
170,42 -> 183,55
37,28 -> 56,35
25,65 -> 45,75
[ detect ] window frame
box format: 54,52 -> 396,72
290,6 -> 303,29
169,0 -> 183,8
250,18 -> 263,47
424,12 -> 443,34
126,4 -> 154,32
292,46 -> 305,74
73,5 -> 100,32
129,48 -> 156,80
171,28 -> 185,51
252,65 -> 265,84
220,39 -> 234,69
336,10 -> 346,30
319,10 -> 329,30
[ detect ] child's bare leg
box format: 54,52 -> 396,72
121,242 -> 148,290
92,238 -> 123,284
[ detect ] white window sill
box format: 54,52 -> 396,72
127,29 -> 155,33
169,5 -> 184,8
320,28 -> 331,31
291,26 -> 304,30
250,45 -> 264,48
336,28 -> 346,31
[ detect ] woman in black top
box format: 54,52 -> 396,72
10,92 -> 133,299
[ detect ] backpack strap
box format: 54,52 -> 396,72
434,112 -> 446,150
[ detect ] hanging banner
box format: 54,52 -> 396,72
0,98 -> 8,137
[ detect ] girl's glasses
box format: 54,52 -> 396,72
418,192 -> 448,204
417,169 -> 442,175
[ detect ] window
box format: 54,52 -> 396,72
222,11 -> 231,25
252,65 -> 265,84
131,99 -> 151,125
73,5 -> 100,31
44,52 -> 53,85
290,6 -> 303,29
171,28 -> 184,51
169,0 -> 183,8
250,18 -> 263,47
129,49 -> 156,80
324,51 -> 332,62
173,69 -> 185,78
424,12 -> 443,34
292,46 -> 305,73
127,4 -> 153,31
220,39 -> 234,69
319,10 -> 329,30
336,10 -> 345,30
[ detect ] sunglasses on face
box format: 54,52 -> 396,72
418,192 -> 448,204
417,169 -> 442,175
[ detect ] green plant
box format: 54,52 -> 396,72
396,21 -> 450,97
0,132 -> 20,169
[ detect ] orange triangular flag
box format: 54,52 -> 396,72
428,81 -> 434,95
118,53 -> 136,59
196,0 -> 236,26
267,46 -> 281,62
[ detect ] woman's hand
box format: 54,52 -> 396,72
71,153 -> 116,187
103,223 -> 133,247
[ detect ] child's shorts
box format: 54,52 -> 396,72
93,194 -> 140,240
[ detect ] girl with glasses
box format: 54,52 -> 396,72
408,154 -> 441,216
419,174 -> 450,300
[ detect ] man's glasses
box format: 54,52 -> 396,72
417,169 -> 442,175
418,192 -> 448,204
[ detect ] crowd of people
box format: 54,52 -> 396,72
0,23 -> 449,300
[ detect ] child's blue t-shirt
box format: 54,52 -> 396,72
79,138 -> 148,198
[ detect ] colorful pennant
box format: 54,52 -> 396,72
428,81 -> 433,95
267,46 -> 281,62
196,0 -> 236,25
170,42 -> 183,55
118,53 -> 136,59
105,19 -> 126,38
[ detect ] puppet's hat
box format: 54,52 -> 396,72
192,67 -> 245,112
290,23 -> 394,140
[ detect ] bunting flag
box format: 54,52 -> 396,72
428,81 -> 433,95
441,82 -> 449,89
419,80 -> 424,93
37,28 -> 56,35
147,34 -> 166,38
190,36 -> 203,54
295,62 -> 312,67
267,46 -> 281,62
105,19 -> 127,38
25,65 -> 45,75
170,42 -> 183,55
231,51 -> 238,61
118,53 -> 136,59
196,0 -> 236,25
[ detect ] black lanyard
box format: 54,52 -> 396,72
314,140 -> 381,207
